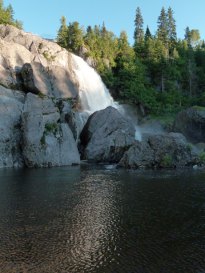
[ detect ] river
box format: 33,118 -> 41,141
0,165 -> 205,273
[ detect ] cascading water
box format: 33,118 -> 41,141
71,53 -> 141,141
71,54 -> 118,113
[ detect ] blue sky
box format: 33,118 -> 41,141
4,0 -> 205,44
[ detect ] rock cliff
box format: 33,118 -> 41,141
0,25 -> 84,168
0,25 -> 202,169
0,24 -> 78,98
22,93 -> 80,167
0,85 -> 24,168
0,85 -> 80,168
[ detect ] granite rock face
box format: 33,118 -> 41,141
0,24 -> 78,98
0,86 -> 80,168
0,85 -> 25,168
21,93 -> 80,167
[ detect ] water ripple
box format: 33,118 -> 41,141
0,167 -> 205,272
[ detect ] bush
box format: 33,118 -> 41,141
160,154 -> 173,168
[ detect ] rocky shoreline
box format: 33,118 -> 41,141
0,25 -> 205,170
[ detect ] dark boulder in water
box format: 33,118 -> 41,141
119,133 -> 197,169
80,106 -> 136,163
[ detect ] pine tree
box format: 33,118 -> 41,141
134,7 -> 144,46
57,16 -> 68,48
67,21 -> 84,54
118,31 -> 134,59
157,7 -> 168,46
145,26 -> 152,41
0,0 -> 22,28
167,7 -> 177,47
184,26 -> 192,48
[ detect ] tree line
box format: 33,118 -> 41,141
1,1 -> 204,116
57,7 -> 205,116
0,0 -> 22,29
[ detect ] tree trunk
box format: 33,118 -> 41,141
161,73 -> 165,92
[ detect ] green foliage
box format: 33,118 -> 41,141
157,7 -> 169,46
57,18 -> 84,54
134,7 -> 144,48
160,154 -> 173,168
84,24 -> 118,73
67,21 -> 84,54
56,6 -> 205,117
186,143 -> 193,152
45,123 -> 58,134
41,122 -> 59,146
0,1 -> 22,28
192,105 -> 205,111
37,92 -> 46,99
42,51 -> 56,62
57,16 -> 68,48
198,151 -> 205,164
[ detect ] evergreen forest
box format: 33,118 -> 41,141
0,0 -> 22,29
57,7 -> 205,117
1,0 -> 205,117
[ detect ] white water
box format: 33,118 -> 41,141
71,53 -> 141,141
71,54 -> 118,113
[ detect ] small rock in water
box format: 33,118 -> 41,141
105,164 -> 116,170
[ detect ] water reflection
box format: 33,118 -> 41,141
0,167 -> 205,273
0,167 -> 122,272
67,172 -> 121,272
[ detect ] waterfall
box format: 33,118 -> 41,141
71,54 -> 117,113
71,53 -> 141,141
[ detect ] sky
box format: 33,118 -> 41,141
4,0 -> 205,44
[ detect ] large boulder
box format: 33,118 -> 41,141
0,85 -> 25,168
0,24 -> 79,98
0,38 -> 33,88
119,132 -> 197,169
0,24 -> 69,67
22,93 -> 80,167
20,62 -> 77,98
80,106 -> 136,162
173,106 -> 205,143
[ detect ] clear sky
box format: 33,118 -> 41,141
4,0 -> 205,44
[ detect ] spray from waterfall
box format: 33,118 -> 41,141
71,53 -> 141,141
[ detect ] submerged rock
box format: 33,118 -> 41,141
119,132 -> 197,169
80,106 -> 136,163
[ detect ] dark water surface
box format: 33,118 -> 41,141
0,166 -> 205,273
